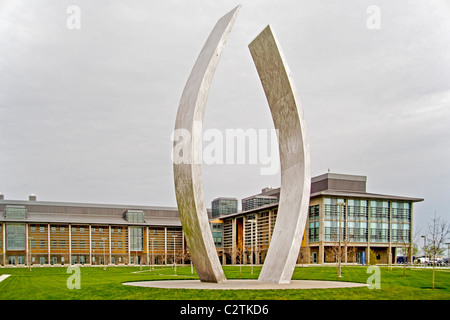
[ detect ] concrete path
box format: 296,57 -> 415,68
123,279 -> 368,290
0,274 -> 11,283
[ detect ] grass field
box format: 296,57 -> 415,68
0,265 -> 449,300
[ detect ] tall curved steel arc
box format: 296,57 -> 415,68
173,6 -> 240,283
249,25 -> 311,284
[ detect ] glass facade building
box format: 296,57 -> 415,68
211,198 -> 238,217
220,173 -> 423,266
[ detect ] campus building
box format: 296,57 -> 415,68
218,173 -> 423,266
0,172 -> 423,267
0,195 -> 184,266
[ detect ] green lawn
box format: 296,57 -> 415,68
0,265 -> 448,300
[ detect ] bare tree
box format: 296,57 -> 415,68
425,213 -> 449,289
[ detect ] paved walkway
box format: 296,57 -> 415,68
123,279 -> 368,290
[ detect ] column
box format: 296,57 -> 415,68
255,214 -> 259,265
2,223 -> 5,265
164,227 -> 167,265
25,223 -> 29,266
367,200 -> 371,265
182,230 -> 185,265
388,201 -> 392,267
344,202 -> 348,264
109,225 -> 112,265
319,198 -> 325,264
242,216 -> 247,265
69,224 -> 72,264
127,226 -> 131,264
89,225 -> 92,264
231,218 -> 236,265
146,226 -> 149,265
47,223 -> 51,264
409,202 -> 414,264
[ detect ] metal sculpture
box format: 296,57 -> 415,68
173,6 -> 240,283
173,7 -> 310,284
249,25 -> 311,284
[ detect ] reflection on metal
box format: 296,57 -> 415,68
173,6 -> 241,283
249,25 -> 311,284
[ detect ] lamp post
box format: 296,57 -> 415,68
421,235 -> 427,266
445,243 -> 450,266
101,237 -> 107,271
337,202 -> 345,278
150,238 -> 154,270
28,236 -> 33,272
248,219 -> 256,274
173,235 -> 177,274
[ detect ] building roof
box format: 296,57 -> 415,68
0,199 -> 182,227
310,189 -> 424,202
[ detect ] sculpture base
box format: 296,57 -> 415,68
123,279 -> 368,290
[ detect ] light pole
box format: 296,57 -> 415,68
28,236 -> 33,272
421,235 -> 427,266
445,243 -> 450,266
150,238 -> 154,270
248,219 -> 256,274
173,235 -> 177,274
337,203 -> 345,278
101,237 -> 107,271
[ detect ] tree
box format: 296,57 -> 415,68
425,213 -> 449,289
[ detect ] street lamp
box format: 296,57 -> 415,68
150,238 -> 154,270
421,235 -> 427,266
28,236 -> 34,272
101,237 -> 107,271
337,202 -> 345,278
248,219 -> 256,275
445,243 -> 450,266
173,235 -> 177,274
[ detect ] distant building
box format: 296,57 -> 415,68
211,197 -> 237,217
0,172 -> 424,267
241,193 -> 278,212
0,195 -> 183,266
218,173 -> 423,266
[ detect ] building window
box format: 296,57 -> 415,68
5,206 -> 27,219
392,223 -> 410,243
370,222 -> 389,242
129,226 -> 143,251
6,223 -> 26,250
347,199 -> 368,221
392,202 -> 411,222
324,198 -> 345,220
308,205 -> 319,242
324,220 -> 345,242
347,221 -> 368,242
124,210 -> 144,223
370,201 -> 389,222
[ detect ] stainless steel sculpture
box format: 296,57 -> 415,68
173,7 -> 310,284
249,25 -> 311,284
173,6 -> 240,283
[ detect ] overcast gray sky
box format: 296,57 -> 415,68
1,0 -> 449,232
